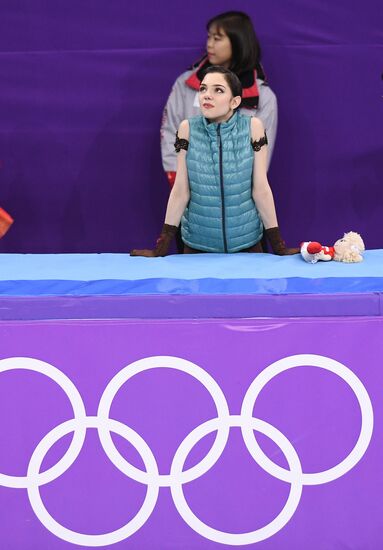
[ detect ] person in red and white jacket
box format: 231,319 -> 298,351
161,11 -> 278,189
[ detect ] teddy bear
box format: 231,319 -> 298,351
301,231 -> 365,263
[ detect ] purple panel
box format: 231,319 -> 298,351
0,317 -> 382,548
0,1 -> 382,252
0,292 -> 382,320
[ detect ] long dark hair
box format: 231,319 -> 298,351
206,11 -> 264,79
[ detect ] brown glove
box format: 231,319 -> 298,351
265,227 -> 300,255
130,224 -> 178,257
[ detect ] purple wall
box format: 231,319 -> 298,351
0,317 -> 381,548
0,1 -> 382,253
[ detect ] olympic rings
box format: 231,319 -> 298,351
0,354 -> 374,547
0,357 -> 86,489
241,354 -> 374,485
97,356 -> 230,486
27,416 -> 159,547
170,415 -> 303,545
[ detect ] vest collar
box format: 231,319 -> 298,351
202,110 -> 239,136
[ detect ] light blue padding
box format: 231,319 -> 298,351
0,250 -> 382,281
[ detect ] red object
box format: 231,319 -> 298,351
185,69 -> 201,91
241,77 -> 259,99
306,241 -> 335,259
166,171 -> 176,188
0,207 -> 13,238
307,242 -> 323,254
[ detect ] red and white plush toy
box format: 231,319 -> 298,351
300,241 -> 334,263
301,232 -> 365,264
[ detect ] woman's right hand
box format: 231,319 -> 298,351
130,248 -> 158,257
130,224 -> 178,257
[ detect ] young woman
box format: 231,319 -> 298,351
132,67 -> 297,257
161,11 -> 278,189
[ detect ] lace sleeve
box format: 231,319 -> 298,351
174,132 -> 189,153
251,130 -> 268,152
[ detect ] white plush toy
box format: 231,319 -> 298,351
301,232 -> 365,264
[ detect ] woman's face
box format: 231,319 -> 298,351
199,72 -> 241,122
206,25 -> 232,68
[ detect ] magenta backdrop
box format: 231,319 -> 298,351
0,316 -> 382,548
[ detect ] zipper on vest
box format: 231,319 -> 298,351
217,124 -> 228,253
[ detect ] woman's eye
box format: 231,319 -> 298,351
215,88 -> 224,93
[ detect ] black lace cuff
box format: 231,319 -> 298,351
251,130 -> 268,152
174,132 -> 189,153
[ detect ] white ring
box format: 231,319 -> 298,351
27,416 -> 159,547
0,357 -> 86,488
241,354 -> 374,485
170,415 -> 303,545
97,356 -> 230,486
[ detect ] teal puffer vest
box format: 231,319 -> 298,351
181,111 -> 263,253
